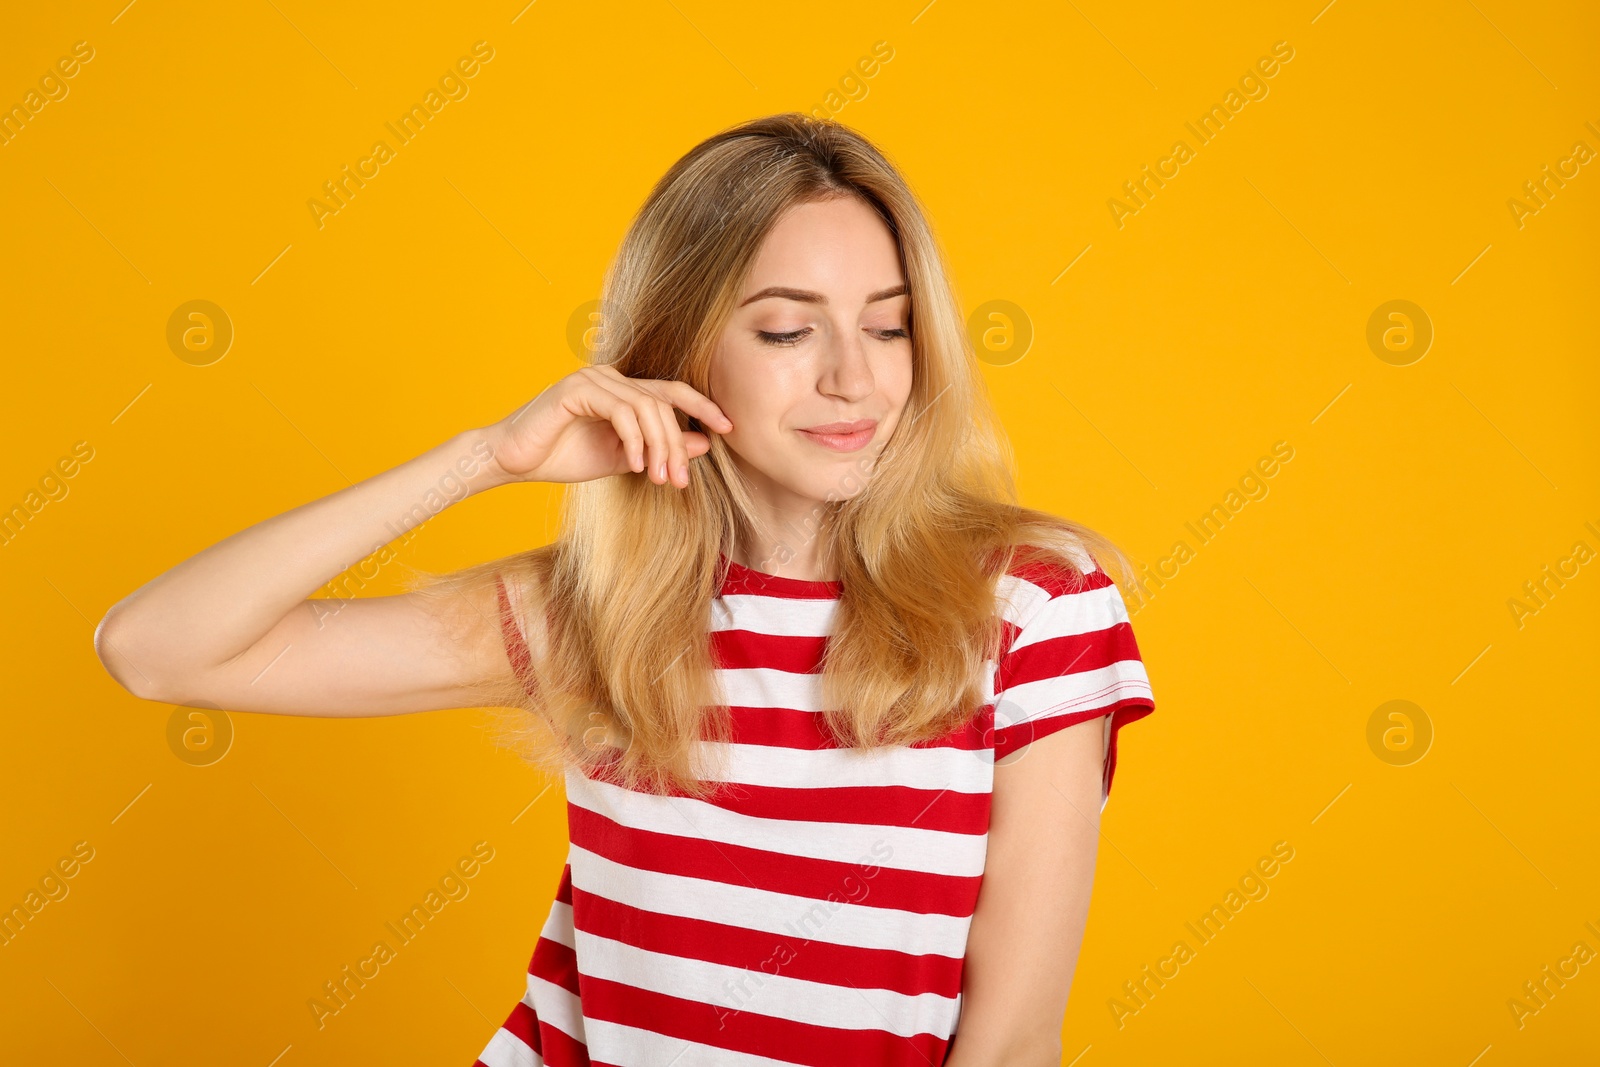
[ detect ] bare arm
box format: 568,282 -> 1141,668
945,716 -> 1106,1067
94,365 -> 733,717
94,428 -> 519,714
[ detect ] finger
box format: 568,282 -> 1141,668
590,373 -> 668,480
623,383 -> 674,484
579,390 -> 640,473
655,398 -> 690,488
645,379 -> 734,433
598,392 -> 646,473
683,431 -> 711,459
565,372 -> 645,472
643,388 -> 681,483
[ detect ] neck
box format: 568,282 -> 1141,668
728,460 -> 840,582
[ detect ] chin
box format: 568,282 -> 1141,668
796,465 -> 875,505
733,446 -> 879,506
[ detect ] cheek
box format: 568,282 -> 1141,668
710,351 -> 784,456
711,364 -> 760,435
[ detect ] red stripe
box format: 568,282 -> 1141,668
474,554 -> 1154,1067
530,935 -> 582,997
719,555 -> 842,600
485,989 -> 594,1067
503,1000 -> 540,1049
554,864 -> 573,906
567,803 -> 982,916
723,706 -> 842,750
996,621 -> 1145,693
691,780 -> 990,835
1008,557 -> 1110,597
723,704 -> 989,754
576,973 -> 953,1067
712,629 -> 827,673
535,1019 -> 592,1066
1104,702 -> 1155,796
568,884 -> 965,997
992,695 -> 1155,774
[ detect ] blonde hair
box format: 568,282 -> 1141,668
410,112 -> 1133,797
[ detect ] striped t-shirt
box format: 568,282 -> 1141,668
474,550 -> 1155,1067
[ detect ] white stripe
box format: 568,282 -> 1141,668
712,594 -> 837,636
567,844 -> 972,957
524,972 -> 586,1042
715,667 -> 826,711
572,927 -> 960,1038
699,740 -> 993,794
538,898 -> 574,949
477,1026 -> 544,1067
581,1017 -> 815,1067
720,668 -> 1004,735
1007,580 -> 1130,654
998,662 -> 1153,725
569,774 -> 987,876
994,572 -> 1051,628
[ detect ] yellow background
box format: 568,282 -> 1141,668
2,0 -> 1596,1063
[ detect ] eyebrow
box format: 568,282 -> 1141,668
738,283 -> 908,308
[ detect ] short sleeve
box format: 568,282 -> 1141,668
990,556 -> 1155,807
495,573 -> 540,698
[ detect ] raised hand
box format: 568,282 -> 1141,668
486,364 -> 734,490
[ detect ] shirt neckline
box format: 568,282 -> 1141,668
718,552 -> 842,599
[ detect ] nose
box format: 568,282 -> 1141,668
818,321 -> 875,403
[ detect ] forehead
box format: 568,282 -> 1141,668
740,197 -> 905,298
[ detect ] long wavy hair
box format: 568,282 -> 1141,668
409,112 -> 1133,798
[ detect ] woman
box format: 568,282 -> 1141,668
96,113 -> 1156,1066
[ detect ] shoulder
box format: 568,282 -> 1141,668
987,538 -> 1155,786
994,536 -> 1116,635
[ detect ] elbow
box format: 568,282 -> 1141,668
947,1026 -> 1063,1067
94,608 -> 173,703
947,1036 -> 1062,1067
966,1036 -> 1061,1067
1008,1035 -> 1064,1067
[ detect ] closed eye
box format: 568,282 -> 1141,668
756,328 -> 810,347
755,326 -> 909,348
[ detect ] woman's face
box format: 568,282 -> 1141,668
708,195 -> 915,512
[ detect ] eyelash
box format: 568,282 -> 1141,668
756,327 -> 910,348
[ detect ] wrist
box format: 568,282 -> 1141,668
440,427 -> 516,497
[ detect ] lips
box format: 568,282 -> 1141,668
797,419 -> 877,452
